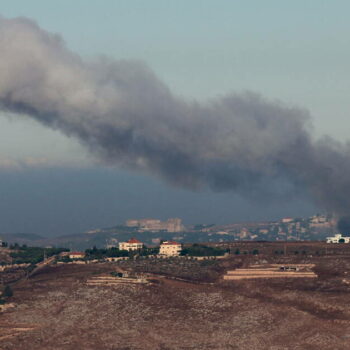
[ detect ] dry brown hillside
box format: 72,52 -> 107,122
1,252 -> 350,349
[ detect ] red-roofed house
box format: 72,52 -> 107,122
119,238 -> 143,251
159,241 -> 182,256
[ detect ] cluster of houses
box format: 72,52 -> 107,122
119,238 -> 182,256
67,238 -> 182,260
67,233 -> 350,261
118,238 -> 182,256
326,233 -> 350,244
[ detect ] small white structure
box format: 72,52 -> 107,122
125,218 -> 184,232
69,252 -> 85,259
281,217 -> 294,223
119,238 -> 143,251
326,234 -> 350,243
105,257 -> 128,262
159,241 -> 182,256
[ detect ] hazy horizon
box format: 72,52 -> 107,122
1,1 -> 349,234
0,167 -> 316,236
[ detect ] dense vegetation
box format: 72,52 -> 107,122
84,246 -> 159,260
85,247 -> 128,260
9,246 -> 68,264
181,244 -> 228,257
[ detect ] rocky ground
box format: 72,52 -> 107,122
118,256 -> 224,282
1,255 -> 350,349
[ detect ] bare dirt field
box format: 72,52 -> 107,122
1,244 -> 350,349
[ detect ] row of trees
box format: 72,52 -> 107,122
57,244 -> 228,262
6,243 -> 228,265
9,246 -> 69,264
0,285 -> 13,304
234,249 -> 259,255
83,244 -> 228,260
83,246 -> 160,260
181,244 -> 228,257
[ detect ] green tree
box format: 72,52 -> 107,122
180,244 -> 227,257
3,285 -> 13,298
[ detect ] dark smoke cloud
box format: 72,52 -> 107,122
1,16 -> 350,215
337,216 -> 350,235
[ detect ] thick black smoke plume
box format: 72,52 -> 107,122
1,16 -> 350,216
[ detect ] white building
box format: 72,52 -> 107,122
69,252 -> 85,259
119,238 -> 143,251
125,218 -> 184,232
159,241 -> 182,256
281,217 -> 294,223
326,234 -> 350,243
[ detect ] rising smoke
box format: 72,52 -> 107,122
1,16 -> 350,216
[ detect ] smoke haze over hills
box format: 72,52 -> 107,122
1,16 -> 350,218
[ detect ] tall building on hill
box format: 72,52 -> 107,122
119,238 -> 143,251
125,218 -> 184,232
159,241 -> 182,256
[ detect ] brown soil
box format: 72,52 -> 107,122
0,248 -> 350,349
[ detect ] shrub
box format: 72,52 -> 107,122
181,244 -> 227,257
10,247 -> 68,264
3,285 -> 13,298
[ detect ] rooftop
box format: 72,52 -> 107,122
126,238 -> 142,244
161,241 -> 181,246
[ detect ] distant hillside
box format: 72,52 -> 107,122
0,229 -> 234,250
0,233 -> 44,244
3,252 -> 350,349
0,218 -> 331,250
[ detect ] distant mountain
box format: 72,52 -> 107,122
0,216 -> 331,250
0,232 -> 44,244
0,229 -> 223,250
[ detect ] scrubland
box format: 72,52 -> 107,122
1,247 -> 350,349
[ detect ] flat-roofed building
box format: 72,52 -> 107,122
125,218 -> 184,232
159,241 -> 182,256
326,234 -> 350,243
281,217 -> 294,223
69,252 -> 85,259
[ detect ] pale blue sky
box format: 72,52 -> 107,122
2,1 -> 350,136
0,1 -> 348,233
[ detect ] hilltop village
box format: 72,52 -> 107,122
0,213 -> 341,253
90,214 -> 338,250
188,214 -> 336,241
